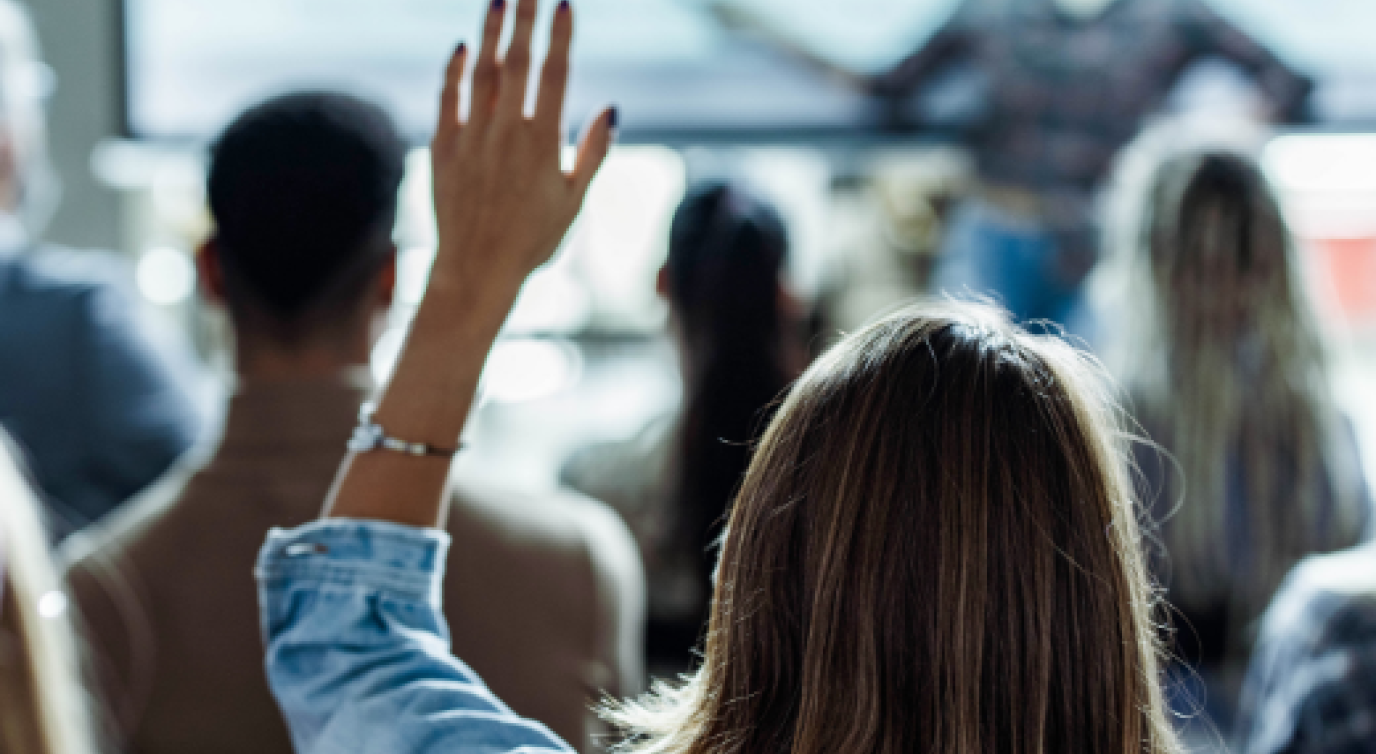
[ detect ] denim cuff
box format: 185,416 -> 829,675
256,519 -> 451,604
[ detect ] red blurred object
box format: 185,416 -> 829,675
1306,236 -> 1376,322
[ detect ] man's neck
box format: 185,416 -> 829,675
1053,0 -> 1118,21
234,341 -> 372,384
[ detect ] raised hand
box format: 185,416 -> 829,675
324,0 -> 614,527
429,0 -> 615,306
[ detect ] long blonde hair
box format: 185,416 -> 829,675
0,436 -> 96,754
607,301 -> 1179,754
1117,151 -> 1365,626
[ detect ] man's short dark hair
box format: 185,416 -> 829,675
208,91 -> 406,324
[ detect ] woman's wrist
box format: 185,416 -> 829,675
368,247 -> 527,445
426,240 -> 535,309
328,284 -> 502,527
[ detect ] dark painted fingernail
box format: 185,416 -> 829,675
557,0 -> 571,12
608,106 -> 619,129
492,0 -> 505,10
455,42 -> 467,57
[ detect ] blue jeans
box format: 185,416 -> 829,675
932,199 -> 1094,342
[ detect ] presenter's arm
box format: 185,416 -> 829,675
1179,0 -> 1314,123
705,0 -> 973,98
703,0 -> 868,91
870,23 -> 975,99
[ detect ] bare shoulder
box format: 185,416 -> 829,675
446,475 -> 647,696
447,475 -> 637,568
1255,544 -> 1376,659
59,458 -> 200,584
445,475 -> 644,620
55,458 -> 199,728
1285,545 -> 1376,603
57,458 -> 200,658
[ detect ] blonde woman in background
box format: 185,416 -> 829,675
1104,149 -> 1371,737
0,432 -> 97,754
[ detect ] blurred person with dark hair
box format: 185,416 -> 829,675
0,0 -> 205,538
716,0 -> 1311,337
564,182 -> 801,672
61,90 -> 643,754
1103,150 -> 1371,739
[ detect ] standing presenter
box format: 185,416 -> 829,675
716,0 -> 1312,334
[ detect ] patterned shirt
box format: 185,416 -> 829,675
1236,544 -> 1376,754
878,0 -> 1312,234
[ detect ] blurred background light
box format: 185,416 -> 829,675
1264,133 -> 1376,194
482,338 -> 584,405
137,247 -> 196,306
396,246 -> 434,307
37,590 -> 68,619
506,268 -> 594,335
370,324 -> 407,385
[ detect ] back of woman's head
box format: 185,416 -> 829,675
665,183 -> 793,583
0,437 -> 95,754
1130,150 -> 1363,612
612,301 -> 1177,754
1145,151 -> 1294,334
666,182 -> 788,351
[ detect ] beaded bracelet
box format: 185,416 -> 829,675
347,403 -> 461,458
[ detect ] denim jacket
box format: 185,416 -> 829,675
256,519 -> 572,754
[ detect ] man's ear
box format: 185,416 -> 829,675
377,245 -> 398,310
777,281 -> 804,320
656,264 -> 670,300
196,239 -> 227,307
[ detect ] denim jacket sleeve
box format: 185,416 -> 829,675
256,519 -> 572,754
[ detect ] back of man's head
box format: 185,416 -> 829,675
208,91 -> 405,337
